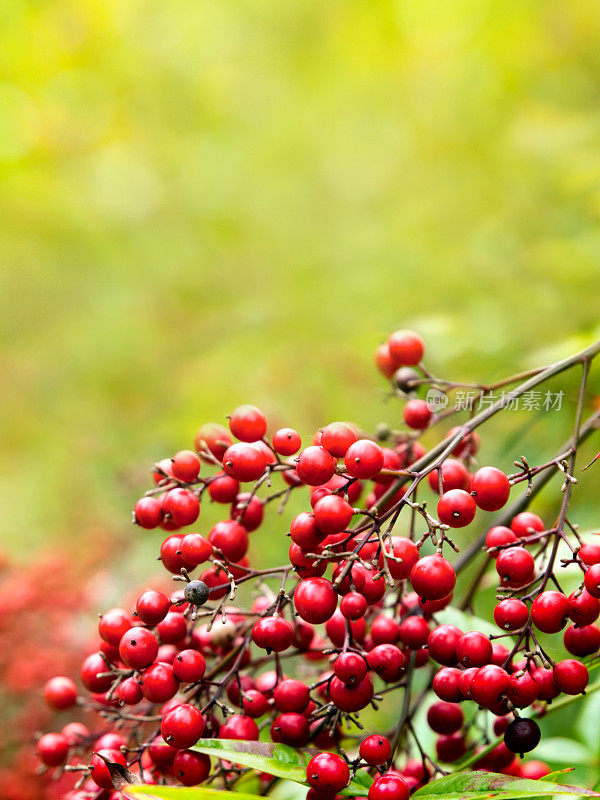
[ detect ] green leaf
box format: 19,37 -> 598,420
121,787 -> 267,800
533,738 -> 593,766
412,770 -> 599,799
191,739 -> 371,797
192,739 -> 308,783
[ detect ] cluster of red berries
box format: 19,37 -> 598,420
38,328 -> 599,799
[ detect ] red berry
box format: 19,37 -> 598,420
220,714 -> 259,741
208,519 -> 249,562
61,722 -> 89,745
134,496 -> 164,529
403,399 -> 432,430
486,526 -> 518,555
344,440 -> 384,479
399,615 -> 430,649
141,662 -> 179,703
252,616 -> 294,652
90,749 -> 127,789
306,752 -> 350,794
98,608 -> 132,647
321,422 -> 358,457
507,670 -> 539,708
313,494 -> 354,534
297,446 -> 338,486
436,733 -> 467,763
494,599 -> 529,631
161,704 -> 205,749
531,666 -> 559,701
231,492 -> 264,530
171,450 -> 201,482
116,676 -> 143,705
208,472 -> 240,503
379,536 -> 419,580
195,422 -> 232,462
180,533 -> 213,566
330,674 -> 374,710
160,534 -> 195,574
437,489 -> 476,528
564,624 -> 600,657
240,689 -> 270,717
410,555 -> 456,601
568,589 -> 600,626
294,578 -> 338,624
388,330 -> 425,366
428,459 -> 470,494
119,627 -> 159,670
273,428 -> 302,456
44,676 -> 77,711
37,733 -> 69,767
229,404 -> 267,442
271,712 -> 310,746
456,631 -> 493,667
290,512 -> 326,549
433,667 -> 462,702
470,665 -> 510,708
273,679 -> 310,713
340,591 -> 368,620
585,564 -> 600,598
136,589 -> 171,626
511,512 -> 545,538
333,652 -> 368,685
223,443 -> 267,482
553,659 -> 589,694
375,342 -> 397,378
496,547 -> 535,588
162,488 -> 200,527
427,624 -> 463,666
360,734 -> 392,765
369,772 -> 410,800
470,467 -> 510,512
81,652 -> 113,693
531,591 -> 569,634
367,644 -> 406,682
173,649 -> 206,682
580,542 -> 600,566
427,701 -> 464,734
173,751 -> 211,786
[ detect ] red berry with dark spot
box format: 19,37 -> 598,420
273,428 -> 302,456
344,440 -> 384,480
470,467 -> 510,512
531,591 -> 569,634
173,751 -> 211,786
161,704 -> 205,749
437,489 -> 476,528
307,752 -> 350,794
360,734 -> 392,765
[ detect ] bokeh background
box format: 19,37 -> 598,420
2,0 -> 600,795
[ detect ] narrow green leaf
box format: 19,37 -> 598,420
412,770 -> 599,799
121,787 -> 266,800
192,739 -> 308,783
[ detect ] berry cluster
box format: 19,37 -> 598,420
37,329 -> 600,799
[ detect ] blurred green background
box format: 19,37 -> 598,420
2,0 -> 600,785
